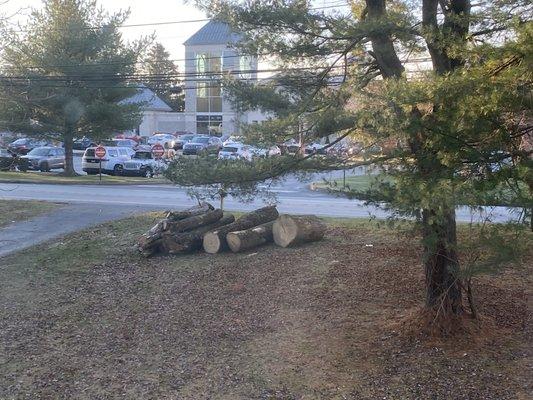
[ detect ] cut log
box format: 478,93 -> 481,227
162,214 -> 236,254
273,215 -> 326,248
137,203 -> 215,257
165,202 -> 214,221
137,220 -> 166,257
166,209 -> 223,233
203,205 -> 279,254
226,221 -> 275,253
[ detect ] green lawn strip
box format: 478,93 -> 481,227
0,171 -> 170,185
0,200 -> 60,228
314,173 -> 530,207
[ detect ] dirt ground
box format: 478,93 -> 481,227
0,215 -> 530,399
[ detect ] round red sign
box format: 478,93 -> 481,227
152,143 -> 165,159
95,146 -> 106,159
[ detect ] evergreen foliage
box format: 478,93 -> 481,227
165,0 -> 533,329
0,0 -> 146,175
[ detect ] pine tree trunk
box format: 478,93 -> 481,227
166,209 -> 223,234
63,133 -> 76,176
422,208 -> 463,315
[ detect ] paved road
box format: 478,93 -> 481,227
0,203 -> 156,258
0,182 -> 518,222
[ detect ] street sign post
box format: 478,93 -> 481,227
95,146 -> 106,182
151,143 -> 165,159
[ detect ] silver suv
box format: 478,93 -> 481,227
21,146 -> 65,172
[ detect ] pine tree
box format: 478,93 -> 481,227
141,43 -> 184,111
0,0 -> 146,175
166,0 -> 532,332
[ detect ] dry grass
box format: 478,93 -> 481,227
0,214 -> 530,399
0,199 -> 60,227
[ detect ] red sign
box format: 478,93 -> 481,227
95,146 -> 106,159
152,144 -> 165,159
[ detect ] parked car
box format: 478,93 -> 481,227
174,134 -> 196,149
101,139 -> 138,149
182,136 -> 223,155
82,146 -> 135,175
0,148 -> 28,171
21,146 -> 65,172
114,133 -> 143,144
250,145 -> 282,158
305,143 -> 327,155
8,138 -> 49,155
147,134 -> 176,150
122,150 -> 168,177
218,142 -> 253,161
72,137 -> 96,151
223,135 -> 245,146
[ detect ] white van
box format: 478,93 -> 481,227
82,146 -> 135,175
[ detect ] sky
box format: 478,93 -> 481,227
3,0 -> 349,70
4,0 -> 208,61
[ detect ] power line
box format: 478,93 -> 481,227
0,50 -> 344,71
10,3 -> 351,33
0,65 -> 348,83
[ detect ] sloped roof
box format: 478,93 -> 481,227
121,85 -> 172,112
184,20 -> 241,46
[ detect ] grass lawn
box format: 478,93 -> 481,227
0,170 -> 170,185
314,173 -> 531,207
0,200 -> 59,228
0,214 -> 530,399
313,173 -> 385,192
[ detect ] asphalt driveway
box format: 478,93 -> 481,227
0,203 -> 160,257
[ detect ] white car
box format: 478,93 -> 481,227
218,142 -> 253,161
82,146 -> 135,175
223,135 -> 244,146
147,134 -> 176,149
122,150 -> 167,177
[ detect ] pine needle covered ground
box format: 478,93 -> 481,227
0,214 -> 530,399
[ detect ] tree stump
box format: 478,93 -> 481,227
272,215 -> 326,248
162,214 -> 235,254
203,205 -> 279,254
226,221 -> 275,253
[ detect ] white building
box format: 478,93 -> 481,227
121,85 -> 186,137
183,20 -> 267,137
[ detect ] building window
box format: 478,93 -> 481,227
197,115 -> 223,137
240,55 -> 253,79
196,81 -> 222,113
196,53 -> 222,75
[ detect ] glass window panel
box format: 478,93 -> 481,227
196,82 -> 208,97
210,83 -> 221,97
210,56 -> 221,73
196,54 -> 207,74
197,97 -> 209,112
197,121 -> 209,135
210,97 -> 222,113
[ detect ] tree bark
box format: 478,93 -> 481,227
137,220 -> 166,257
272,215 -> 326,248
364,0 -> 405,79
226,221 -> 275,253
203,206 -> 279,253
62,132 -> 76,176
422,208 -> 463,314
166,209 -> 223,234
162,214 -> 236,254
165,202 -> 214,222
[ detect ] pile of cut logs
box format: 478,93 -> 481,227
137,202 -> 326,257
